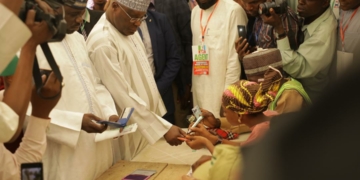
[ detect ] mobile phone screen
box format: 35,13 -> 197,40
238,25 -> 247,39
21,162 -> 43,180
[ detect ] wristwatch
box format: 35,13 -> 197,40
276,32 -> 287,40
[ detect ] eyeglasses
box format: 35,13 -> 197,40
117,3 -> 148,23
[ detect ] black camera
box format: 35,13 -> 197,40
259,0 -> 288,16
18,0 -> 76,42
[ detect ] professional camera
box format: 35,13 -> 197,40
18,0 -> 76,42
17,0 -> 77,98
258,0 -> 288,16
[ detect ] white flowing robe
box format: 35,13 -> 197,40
35,33 -> 117,180
191,0 -> 247,117
86,15 -> 172,161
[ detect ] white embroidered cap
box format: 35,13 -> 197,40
116,0 -> 150,12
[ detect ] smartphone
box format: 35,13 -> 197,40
237,25 -> 247,39
21,162 -> 43,180
98,107 -> 135,128
191,105 -> 202,119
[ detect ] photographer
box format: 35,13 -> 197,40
260,0 -> 337,102
0,8 -> 62,179
0,0 -> 54,143
235,0 -> 300,61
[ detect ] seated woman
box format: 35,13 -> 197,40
182,67 -> 311,180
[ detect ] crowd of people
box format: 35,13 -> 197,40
0,0 -> 359,179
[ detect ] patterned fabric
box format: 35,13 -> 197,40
208,128 -> 239,140
117,0 -> 150,12
222,68 -> 285,115
253,7 -> 300,49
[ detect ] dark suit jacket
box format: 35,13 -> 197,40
154,0 -> 193,94
143,10 -> 181,122
77,9 -> 104,37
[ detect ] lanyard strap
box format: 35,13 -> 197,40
200,1 -> 219,42
340,7 -> 359,50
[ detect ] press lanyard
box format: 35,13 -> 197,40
340,7 -> 359,51
200,1 -> 219,42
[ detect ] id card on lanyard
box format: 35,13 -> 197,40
192,45 -> 210,75
337,7 -> 359,75
192,1 -> 219,76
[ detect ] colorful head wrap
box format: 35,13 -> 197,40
222,67 -> 284,115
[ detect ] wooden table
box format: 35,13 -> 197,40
96,160 -> 191,180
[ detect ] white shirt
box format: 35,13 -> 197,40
191,0 -> 247,117
277,7 -> 337,101
0,101 -> 19,143
0,116 -> 49,180
87,15 -> 172,160
35,32 -> 116,180
0,3 -> 31,73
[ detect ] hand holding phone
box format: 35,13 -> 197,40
237,25 -> 247,39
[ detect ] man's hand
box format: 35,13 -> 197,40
185,135 -> 209,150
81,113 -> 107,133
235,37 -> 250,62
31,72 -> 61,119
260,8 -> 285,34
35,0 -> 54,14
25,9 -> 53,48
191,155 -> 212,172
164,125 -> 186,146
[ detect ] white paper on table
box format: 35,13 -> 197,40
95,123 -> 138,142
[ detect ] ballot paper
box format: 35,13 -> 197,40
95,123 -> 138,142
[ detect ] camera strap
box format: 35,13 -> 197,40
286,13 -> 298,50
33,43 -> 63,99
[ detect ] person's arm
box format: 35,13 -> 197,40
155,15 -> 181,95
206,134 -> 241,147
224,6 -> 248,89
276,17 -> 337,79
2,10 -> 53,142
89,45 -> 172,145
14,116 -> 49,163
261,9 -> 335,78
0,117 -> 49,180
0,102 -> 19,143
274,89 -> 304,114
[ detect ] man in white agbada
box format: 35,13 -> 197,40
191,0 -> 247,118
87,0 -> 186,160
35,1 -> 120,179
